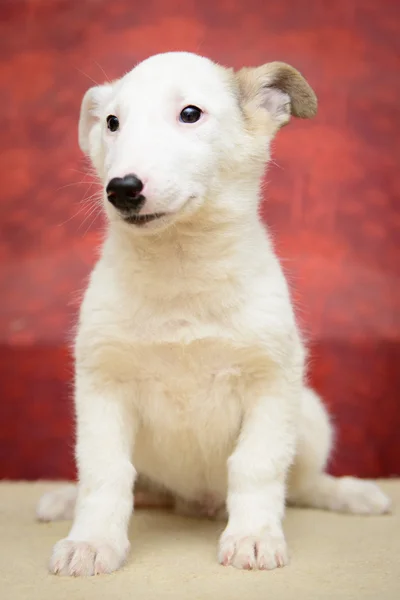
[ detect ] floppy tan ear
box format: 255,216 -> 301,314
78,83 -> 114,155
236,62 -> 317,128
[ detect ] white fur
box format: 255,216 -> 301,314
39,52 -> 390,576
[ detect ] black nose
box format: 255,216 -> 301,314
106,174 -> 144,211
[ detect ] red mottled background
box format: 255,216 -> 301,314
0,0 -> 399,480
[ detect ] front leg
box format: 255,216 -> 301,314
50,376 -> 136,576
219,382 -> 298,571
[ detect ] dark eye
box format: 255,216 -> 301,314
106,115 -> 119,132
179,105 -> 202,124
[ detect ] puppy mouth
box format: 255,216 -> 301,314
123,213 -> 166,226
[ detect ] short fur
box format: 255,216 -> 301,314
37,52 -> 390,576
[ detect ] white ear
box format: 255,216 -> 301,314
78,84 -> 114,155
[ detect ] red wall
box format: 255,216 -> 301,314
1,0 -> 399,479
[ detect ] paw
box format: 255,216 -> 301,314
218,531 -> 288,570
49,538 -> 129,576
37,486 -> 77,522
337,477 -> 391,515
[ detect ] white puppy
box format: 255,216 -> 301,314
37,52 -> 390,576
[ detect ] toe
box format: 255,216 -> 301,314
49,539 -> 127,577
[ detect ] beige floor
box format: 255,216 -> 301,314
1,481 -> 399,600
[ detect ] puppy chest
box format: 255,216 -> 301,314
134,384 -> 241,499
132,343 -> 244,497
136,364 -> 242,430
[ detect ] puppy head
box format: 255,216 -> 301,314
79,52 -> 316,232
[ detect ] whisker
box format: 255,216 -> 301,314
75,67 -> 101,86
269,159 -> 283,170
93,60 -> 111,83
80,204 -> 103,236
58,202 -> 97,227
57,186 -> 102,227
80,188 -> 102,204
79,181 -> 99,204
67,168 -> 97,177
56,179 -> 95,192
78,202 -> 101,230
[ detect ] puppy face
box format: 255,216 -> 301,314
79,52 -> 317,232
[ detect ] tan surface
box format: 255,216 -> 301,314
1,481 -> 399,600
